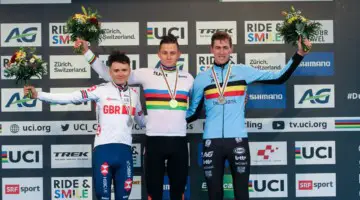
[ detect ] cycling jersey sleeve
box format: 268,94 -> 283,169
37,85 -> 100,104
134,94 -> 146,128
242,52 -> 303,84
84,49 -> 143,85
186,74 -> 205,123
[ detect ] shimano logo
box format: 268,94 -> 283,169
249,94 -> 283,100
299,61 -> 331,68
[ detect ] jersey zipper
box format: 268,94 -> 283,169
221,67 -> 225,139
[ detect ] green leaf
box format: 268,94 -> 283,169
81,6 -> 87,15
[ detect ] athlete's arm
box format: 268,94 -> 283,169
34,85 -> 99,104
186,74 -> 205,123
84,49 -> 144,85
134,94 -> 146,128
242,53 -> 303,84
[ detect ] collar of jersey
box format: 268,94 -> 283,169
213,60 -> 231,70
160,64 -> 177,72
112,82 -> 129,91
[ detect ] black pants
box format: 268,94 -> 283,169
202,138 -> 250,200
145,136 -> 188,200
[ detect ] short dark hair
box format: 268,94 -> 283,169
108,51 -> 130,67
211,31 -> 232,47
159,33 -> 179,49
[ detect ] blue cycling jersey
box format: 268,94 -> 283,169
187,53 -> 303,139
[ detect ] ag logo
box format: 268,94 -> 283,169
294,85 -> 334,108
1,23 -> 42,47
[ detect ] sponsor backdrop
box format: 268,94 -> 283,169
0,0 -> 358,199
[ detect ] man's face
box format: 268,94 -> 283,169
158,43 -> 181,67
109,62 -> 131,85
210,39 -> 233,65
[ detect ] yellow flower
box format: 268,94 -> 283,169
287,16 -> 297,24
30,58 -> 35,64
301,17 -> 307,22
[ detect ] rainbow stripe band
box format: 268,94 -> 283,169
144,89 -> 188,111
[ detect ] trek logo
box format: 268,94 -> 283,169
196,53 -> 237,75
1,145 -> 43,169
294,85 -> 335,108
295,141 -> 335,165
248,174 -> 288,198
148,54 -> 189,72
147,22 -> 188,45
296,173 -> 336,197
51,145 -> 92,168
1,23 -> 42,46
1,88 -> 43,112
196,21 -> 237,45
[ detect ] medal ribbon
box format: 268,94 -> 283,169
160,66 -> 178,101
211,64 -> 232,98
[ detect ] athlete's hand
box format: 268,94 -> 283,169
297,37 -> 312,56
23,85 -> 38,99
74,38 -> 89,54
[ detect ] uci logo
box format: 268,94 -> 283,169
5,27 -> 38,43
6,93 -> 37,108
251,180 -> 285,192
298,88 -> 331,104
148,27 -> 185,39
298,146 -> 333,159
233,147 -> 245,155
5,151 -> 40,163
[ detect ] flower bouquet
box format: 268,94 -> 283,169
279,6 -> 322,52
66,6 -> 105,53
4,47 -> 47,98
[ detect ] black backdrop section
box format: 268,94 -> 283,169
0,0 -> 359,199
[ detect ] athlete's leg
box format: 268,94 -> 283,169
145,136 -> 166,200
225,138 -> 251,200
93,144 -> 114,200
202,138 -> 226,200
167,136 -> 188,200
113,144 -> 133,200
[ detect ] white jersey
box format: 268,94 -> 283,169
38,82 -> 146,147
85,50 -> 194,137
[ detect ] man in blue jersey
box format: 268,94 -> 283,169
187,31 -> 311,200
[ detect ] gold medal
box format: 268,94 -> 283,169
160,66 -> 179,109
169,99 -> 178,108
